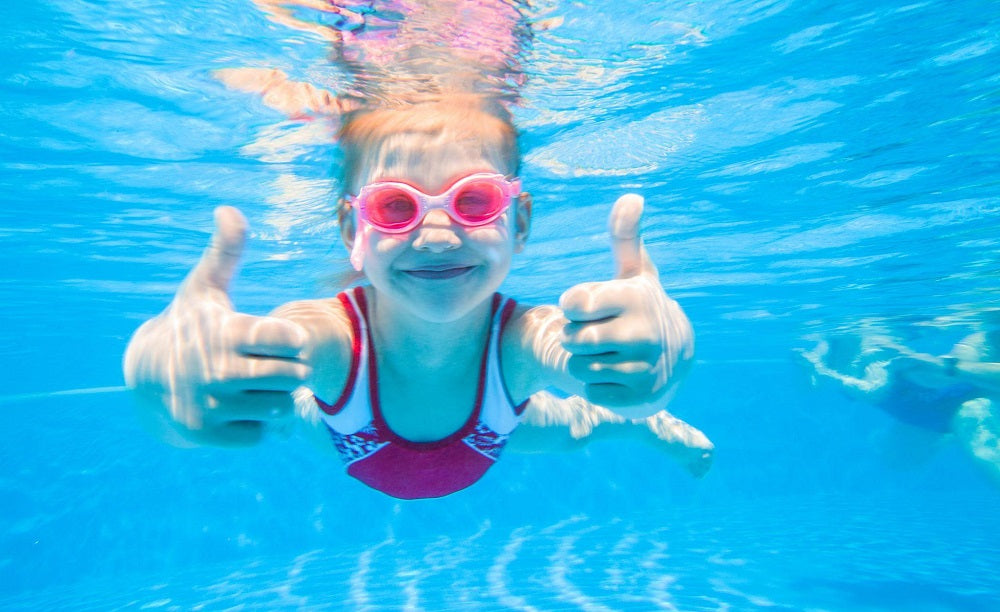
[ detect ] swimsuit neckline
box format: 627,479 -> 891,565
354,286 -> 499,450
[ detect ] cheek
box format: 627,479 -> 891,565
468,212 -> 515,244
467,226 -> 515,265
367,233 -> 410,262
467,226 -> 505,244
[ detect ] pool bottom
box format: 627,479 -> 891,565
2,492 -> 997,611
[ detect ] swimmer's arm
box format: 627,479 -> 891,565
504,296 -> 691,416
126,297 -> 351,449
249,0 -> 351,44
888,335 -> 1000,393
214,68 -> 356,119
933,334 -> 1000,393
124,207 -> 312,448
268,297 -> 359,452
945,333 -> 1000,393
948,361 -> 1000,393
798,341 -> 892,401
270,297 -> 355,408
503,303 -> 586,399
511,195 -> 694,418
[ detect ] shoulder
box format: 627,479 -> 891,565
501,302 -> 562,340
272,296 -> 354,342
500,302 -> 565,403
271,293 -> 358,403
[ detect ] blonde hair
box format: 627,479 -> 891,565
336,94 -> 520,198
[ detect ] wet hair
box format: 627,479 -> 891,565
336,94 -> 520,199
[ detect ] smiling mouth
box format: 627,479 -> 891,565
404,266 -> 476,280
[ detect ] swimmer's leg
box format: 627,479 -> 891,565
953,398 -> 1000,485
640,410 -> 714,478
511,391 -> 714,478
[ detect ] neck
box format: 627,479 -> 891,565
366,288 -> 493,373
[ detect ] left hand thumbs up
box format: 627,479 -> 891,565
607,193 -> 658,280
559,194 -> 694,418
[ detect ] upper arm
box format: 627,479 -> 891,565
500,304 -> 584,404
271,297 -> 355,404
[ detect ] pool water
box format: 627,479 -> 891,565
3,0 -> 1000,609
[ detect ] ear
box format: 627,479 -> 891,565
513,192 -> 532,253
338,198 -> 356,253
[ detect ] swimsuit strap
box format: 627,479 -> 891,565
479,294 -> 528,432
314,288 -> 372,433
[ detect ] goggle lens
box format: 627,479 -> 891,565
453,181 -> 506,222
367,188 -> 419,230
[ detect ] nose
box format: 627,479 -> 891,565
411,209 -> 461,252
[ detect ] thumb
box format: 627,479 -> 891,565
609,194 -> 657,279
186,206 -> 248,294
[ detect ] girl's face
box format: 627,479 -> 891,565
343,130 -> 530,324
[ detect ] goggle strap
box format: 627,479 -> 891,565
349,224 -> 369,271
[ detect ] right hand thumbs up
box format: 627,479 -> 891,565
125,207 -> 310,447
183,206 -> 248,300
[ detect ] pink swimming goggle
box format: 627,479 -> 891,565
347,173 -> 521,270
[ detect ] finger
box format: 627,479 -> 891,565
205,391 -> 295,423
228,314 -> 309,358
199,420 -> 266,447
567,354 -> 652,384
559,282 -> 625,322
211,358 -> 310,392
562,333 -> 655,357
186,206 -> 248,294
562,319 -> 658,356
583,382 -> 637,408
608,194 -> 657,280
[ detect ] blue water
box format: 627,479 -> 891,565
3,0 -> 1000,609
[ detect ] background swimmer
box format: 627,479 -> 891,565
801,312 -> 1000,484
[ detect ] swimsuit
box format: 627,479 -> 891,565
878,378 -> 979,433
314,287 -> 528,499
